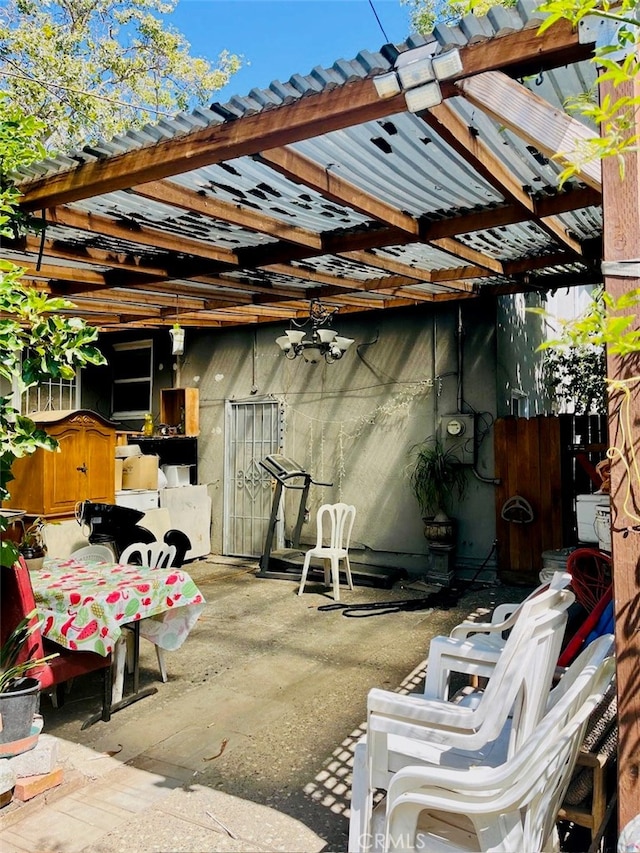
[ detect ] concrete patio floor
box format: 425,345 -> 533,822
0,556 -> 528,853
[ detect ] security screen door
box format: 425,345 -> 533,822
223,399 -> 283,557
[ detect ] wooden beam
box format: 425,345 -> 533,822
258,146 -> 501,271
15,236 -> 171,276
16,21 -> 594,211
340,249 -> 433,281
600,59 -> 640,834
422,102 -> 583,255
457,71 -> 602,190
258,147 -> 419,234
46,206 -> 238,266
431,236 -> 504,273
131,179 -> 324,249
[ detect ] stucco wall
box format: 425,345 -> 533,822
175,299 -> 500,576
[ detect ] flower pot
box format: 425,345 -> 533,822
423,517 -> 456,546
0,677 -> 40,744
19,546 -> 46,571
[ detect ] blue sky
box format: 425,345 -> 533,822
167,1 -> 414,103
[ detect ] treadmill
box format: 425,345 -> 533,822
256,454 -> 399,588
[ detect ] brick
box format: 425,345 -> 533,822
12,767 -> 63,802
7,735 -> 58,778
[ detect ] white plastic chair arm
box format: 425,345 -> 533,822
449,606 -> 519,640
367,689 -> 478,744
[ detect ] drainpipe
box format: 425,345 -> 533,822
457,305 -> 501,486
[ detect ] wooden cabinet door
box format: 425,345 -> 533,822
44,421 -> 87,515
83,421 -> 116,504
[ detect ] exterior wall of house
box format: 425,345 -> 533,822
77,300 -> 498,577
179,299 -> 500,578
495,286 -> 597,418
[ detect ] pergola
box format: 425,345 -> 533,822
5,1 -> 639,829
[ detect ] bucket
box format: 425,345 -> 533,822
540,547 -> 576,583
0,677 -> 40,744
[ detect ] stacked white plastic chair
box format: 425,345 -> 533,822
422,571 -> 572,700
348,581 -> 575,852
382,635 -> 615,853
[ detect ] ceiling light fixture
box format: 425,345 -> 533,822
275,299 -> 355,364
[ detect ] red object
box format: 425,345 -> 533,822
567,548 -> 612,612
558,584 -> 613,667
0,558 -> 112,722
12,767 -> 64,801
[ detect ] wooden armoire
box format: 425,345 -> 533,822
4,410 -> 116,519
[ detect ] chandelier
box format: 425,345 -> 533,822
275,300 -> 355,364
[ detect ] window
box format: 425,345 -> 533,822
511,390 -> 530,418
111,340 -> 153,419
12,354 -> 80,414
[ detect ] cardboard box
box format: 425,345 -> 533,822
121,454 -> 159,490
114,458 -> 123,491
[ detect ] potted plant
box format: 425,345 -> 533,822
17,519 -> 47,571
0,611 -> 57,745
408,438 -> 467,545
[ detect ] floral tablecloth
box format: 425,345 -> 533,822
32,557 -> 206,656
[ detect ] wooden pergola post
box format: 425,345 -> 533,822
600,61 -> 640,832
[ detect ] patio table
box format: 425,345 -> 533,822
32,556 -> 206,726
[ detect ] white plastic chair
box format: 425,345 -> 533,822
348,584 -> 575,852
298,503 -> 356,600
70,544 -> 115,562
422,571 -> 572,700
119,541 -> 177,570
381,635 -> 615,853
117,540 -> 177,687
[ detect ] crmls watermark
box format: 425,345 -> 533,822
357,832 -> 428,850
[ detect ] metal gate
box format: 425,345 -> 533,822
223,398 -> 284,557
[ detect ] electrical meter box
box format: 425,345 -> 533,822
439,414 -> 475,465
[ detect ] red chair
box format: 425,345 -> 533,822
0,559 -> 112,724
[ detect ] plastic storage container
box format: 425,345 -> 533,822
576,494 -> 609,543
115,489 -> 159,511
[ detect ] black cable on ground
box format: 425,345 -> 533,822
317,541 -> 497,618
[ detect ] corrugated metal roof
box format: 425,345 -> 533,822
9,1 -> 603,330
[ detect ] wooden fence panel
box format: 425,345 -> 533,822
494,416 -> 566,585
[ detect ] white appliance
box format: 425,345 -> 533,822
115,489 -> 159,512
576,494 -> 610,544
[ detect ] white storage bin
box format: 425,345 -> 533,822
576,494 -> 609,543
115,489 -> 159,512
161,464 -> 192,488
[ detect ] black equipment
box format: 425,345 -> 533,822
76,501 -> 158,559
256,454 -> 399,588
257,454 -> 330,580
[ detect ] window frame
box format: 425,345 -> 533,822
111,339 -> 154,419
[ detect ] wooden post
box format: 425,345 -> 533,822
600,59 -> 640,832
